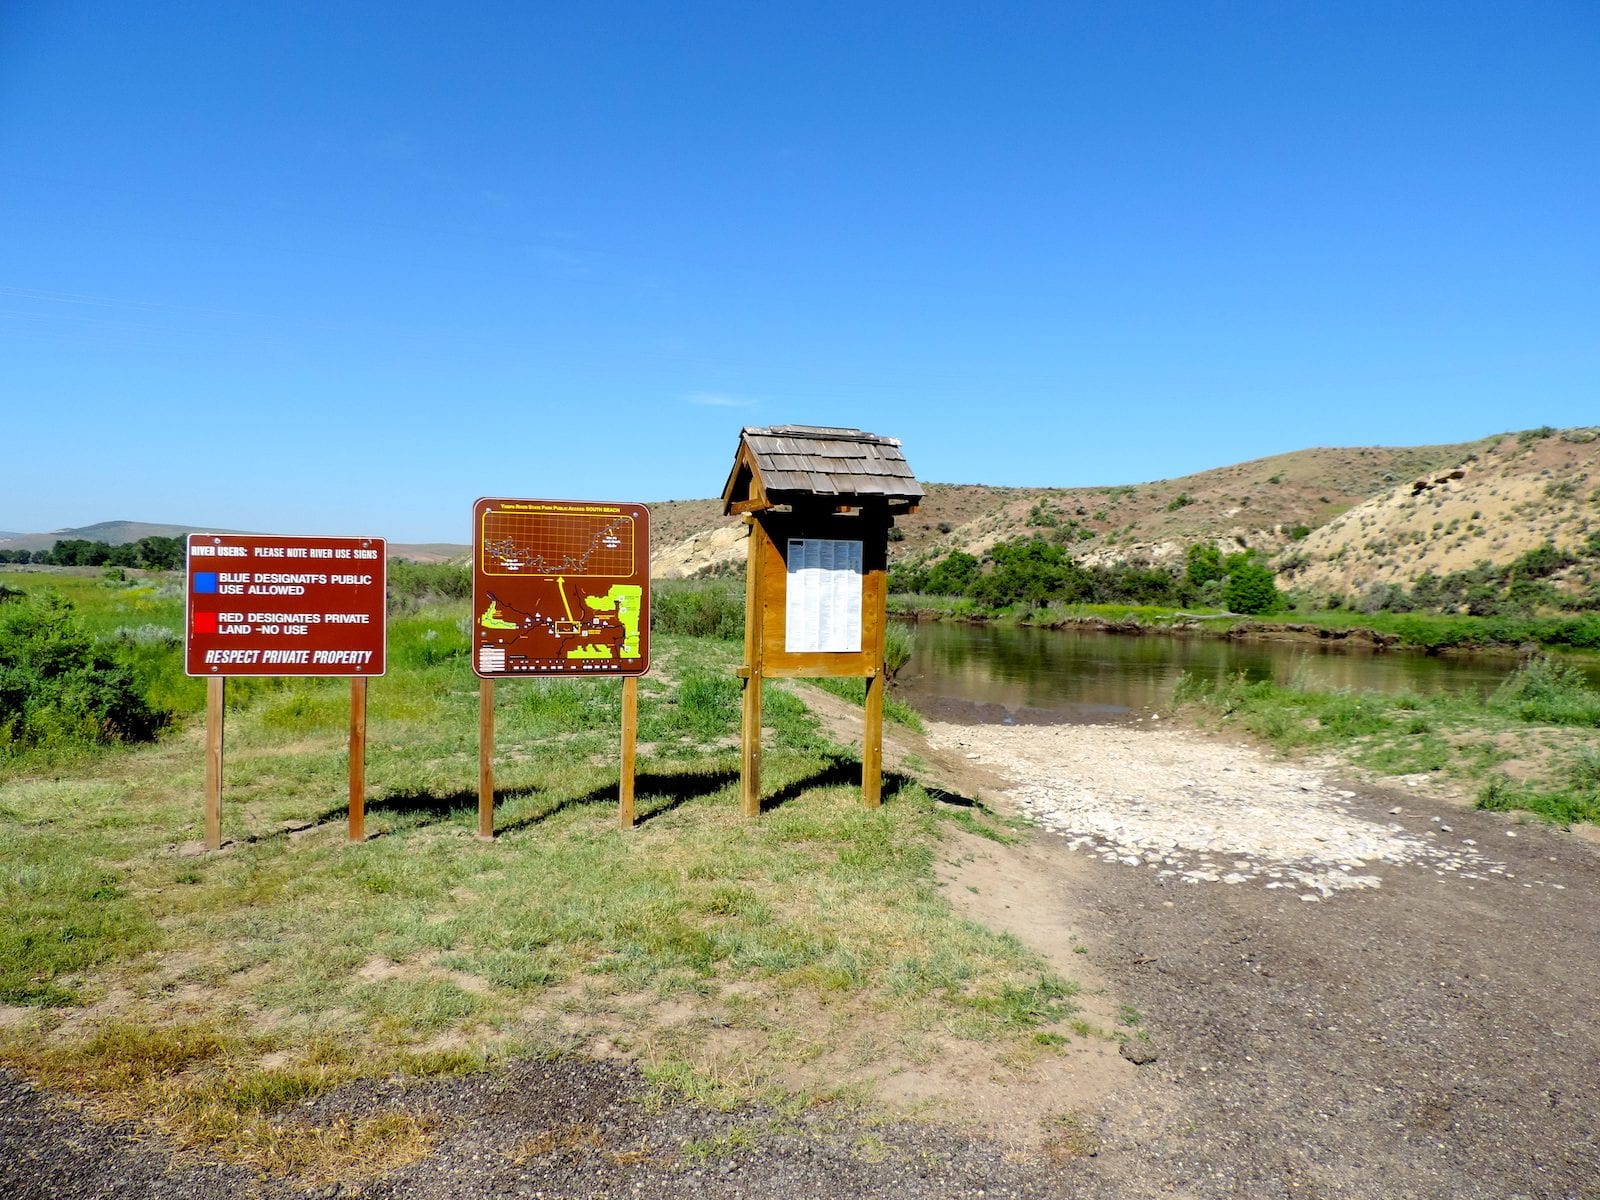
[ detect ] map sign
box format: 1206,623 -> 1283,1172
185,534 -> 387,676
471,498 -> 650,678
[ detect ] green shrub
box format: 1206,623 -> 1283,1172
884,622 -> 916,678
0,592 -> 167,755
652,580 -> 744,640
1223,560 -> 1281,615
387,560 -> 470,611
1488,656 -> 1600,726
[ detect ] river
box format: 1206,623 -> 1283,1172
891,619 -> 1600,725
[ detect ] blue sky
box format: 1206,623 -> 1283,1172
3,1 -> 1595,543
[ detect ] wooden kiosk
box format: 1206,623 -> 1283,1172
721,425 -> 923,816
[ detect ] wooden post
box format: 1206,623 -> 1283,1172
620,675 -> 638,828
738,516 -> 764,817
862,669 -> 884,808
348,676 -> 367,842
204,676 -> 224,850
861,508 -> 890,807
739,672 -> 763,817
478,678 -> 495,840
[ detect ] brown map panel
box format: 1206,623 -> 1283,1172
471,498 -> 651,679
185,534 -> 386,677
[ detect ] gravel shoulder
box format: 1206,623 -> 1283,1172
6,713 -> 1599,1199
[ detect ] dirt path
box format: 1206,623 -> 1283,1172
928,719 -> 1600,1200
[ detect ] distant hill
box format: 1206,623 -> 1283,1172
0,520 -> 466,564
0,520 -> 224,553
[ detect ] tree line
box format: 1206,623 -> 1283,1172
0,535 -> 187,570
888,535 -> 1283,614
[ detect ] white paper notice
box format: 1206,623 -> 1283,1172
785,538 -> 863,653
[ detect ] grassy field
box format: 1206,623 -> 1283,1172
0,569 -> 1079,1181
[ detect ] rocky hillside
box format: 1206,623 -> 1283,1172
646,427 -> 1600,605
647,438 -> 1498,579
1280,427 -> 1600,599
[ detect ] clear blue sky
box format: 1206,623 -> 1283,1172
3,1 -> 1595,543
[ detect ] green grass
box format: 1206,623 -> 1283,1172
805,676 -> 925,732
0,569 -> 1074,1181
1173,657 -> 1600,825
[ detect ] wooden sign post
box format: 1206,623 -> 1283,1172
186,533 -> 387,849
470,498 -> 652,837
205,676 -> 225,850
348,676 -> 368,842
720,426 -> 922,815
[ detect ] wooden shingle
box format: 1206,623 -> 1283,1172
722,425 -> 923,515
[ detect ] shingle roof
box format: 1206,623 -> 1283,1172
722,425 -> 923,514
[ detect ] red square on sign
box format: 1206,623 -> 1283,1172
192,611 -> 218,635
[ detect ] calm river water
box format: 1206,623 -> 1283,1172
892,619 -> 1600,725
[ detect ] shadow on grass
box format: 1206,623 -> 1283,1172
757,759 -> 931,813
300,756 -> 974,836
499,767 -> 741,833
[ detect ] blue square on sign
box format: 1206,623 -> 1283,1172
194,572 -> 218,594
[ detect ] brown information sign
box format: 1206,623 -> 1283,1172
471,497 -> 650,678
185,534 -> 387,676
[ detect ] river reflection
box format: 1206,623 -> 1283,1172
892,619 -> 1597,726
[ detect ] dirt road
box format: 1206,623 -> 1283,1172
930,719 -> 1600,1200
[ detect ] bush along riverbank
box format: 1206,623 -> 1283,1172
888,592 -> 1600,658
885,532 -> 1600,657
1171,655 -> 1600,826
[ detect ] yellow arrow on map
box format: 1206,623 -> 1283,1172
556,576 -> 574,621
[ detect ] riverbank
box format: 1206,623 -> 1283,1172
889,594 -> 1600,658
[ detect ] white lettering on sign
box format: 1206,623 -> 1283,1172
204,649 -> 261,663
312,650 -> 373,664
